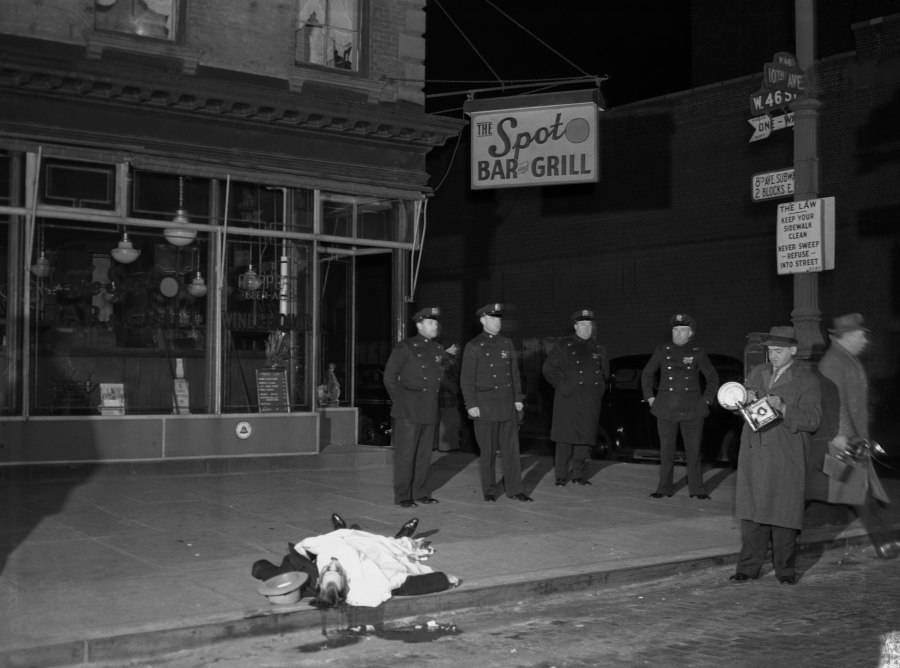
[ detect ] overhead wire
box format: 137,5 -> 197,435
431,0 -> 504,85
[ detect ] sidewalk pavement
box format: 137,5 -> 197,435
2,445 -> 898,667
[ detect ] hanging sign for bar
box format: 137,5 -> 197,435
465,90 -> 601,190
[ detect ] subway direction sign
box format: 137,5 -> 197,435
752,168 -> 794,201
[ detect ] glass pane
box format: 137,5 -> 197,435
358,199 -> 398,241
221,185 -> 312,412
318,254 -> 350,407
30,220 -> 210,414
322,197 -> 353,237
355,253 -> 392,444
0,218 -> 9,415
41,159 -> 115,210
132,170 -> 210,223
296,0 -> 359,71
94,0 -> 180,42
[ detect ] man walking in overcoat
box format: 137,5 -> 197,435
731,326 -> 821,584
807,313 -> 898,558
383,306 -> 446,508
460,303 -> 532,502
542,308 -> 609,486
641,313 -> 718,499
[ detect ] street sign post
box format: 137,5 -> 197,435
748,52 -> 805,140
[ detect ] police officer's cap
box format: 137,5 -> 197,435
670,313 -> 696,329
412,307 -> 441,322
476,303 -> 504,318
571,308 -> 595,323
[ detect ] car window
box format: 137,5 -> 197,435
614,368 -> 641,390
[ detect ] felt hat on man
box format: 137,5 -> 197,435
670,313 -> 696,329
476,303 -> 504,317
828,312 -> 869,335
571,308 -> 595,323
412,306 -> 441,322
761,325 -> 798,347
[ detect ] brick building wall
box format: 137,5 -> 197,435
0,0 -> 425,103
418,14 -> 900,392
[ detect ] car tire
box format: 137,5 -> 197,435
592,427 -> 614,459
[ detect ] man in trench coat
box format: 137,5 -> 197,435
731,325 -> 821,585
542,308 -> 609,486
806,313 -> 898,558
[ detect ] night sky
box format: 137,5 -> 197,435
424,0 -> 900,117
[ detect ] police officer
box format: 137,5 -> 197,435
640,313 -> 718,499
543,309 -> 609,486
460,303 -> 532,502
383,306 -> 446,508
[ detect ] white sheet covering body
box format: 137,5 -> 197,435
296,529 -> 434,607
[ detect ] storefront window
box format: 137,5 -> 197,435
30,221 -> 210,415
222,183 -> 313,412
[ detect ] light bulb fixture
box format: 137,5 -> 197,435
31,252 -> 52,278
164,175 -> 196,247
187,271 -> 208,298
111,232 -> 141,264
242,264 -> 262,291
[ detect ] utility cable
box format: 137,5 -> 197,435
431,0 -> 504,85
483,0 -> 592,77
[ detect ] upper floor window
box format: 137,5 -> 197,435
296,0 -> 360,72
94,0 -> 181,42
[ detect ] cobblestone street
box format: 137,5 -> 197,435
87,542 -> 900,668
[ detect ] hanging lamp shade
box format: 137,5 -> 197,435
187,271 -> 208,297
111,232 -> 141,264
242,264 -> 262,291
31,252 -> 52,278
164,176 -> 196,246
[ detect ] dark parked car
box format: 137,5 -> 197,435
595,353 -> 744,465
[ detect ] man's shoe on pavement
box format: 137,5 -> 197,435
573,478 -> 592,486
650,492 -> 673,498
555,479 -> 567,486
417,496 -> 439,504
729,573 -> 754,583
483,494 -> 497,502
331,513 -> 347,530
394,518 -> 419,539
398,500 -> 418,508
512,493 -> 533,502
777,575 -> 798,585
690,494 -> 711,500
